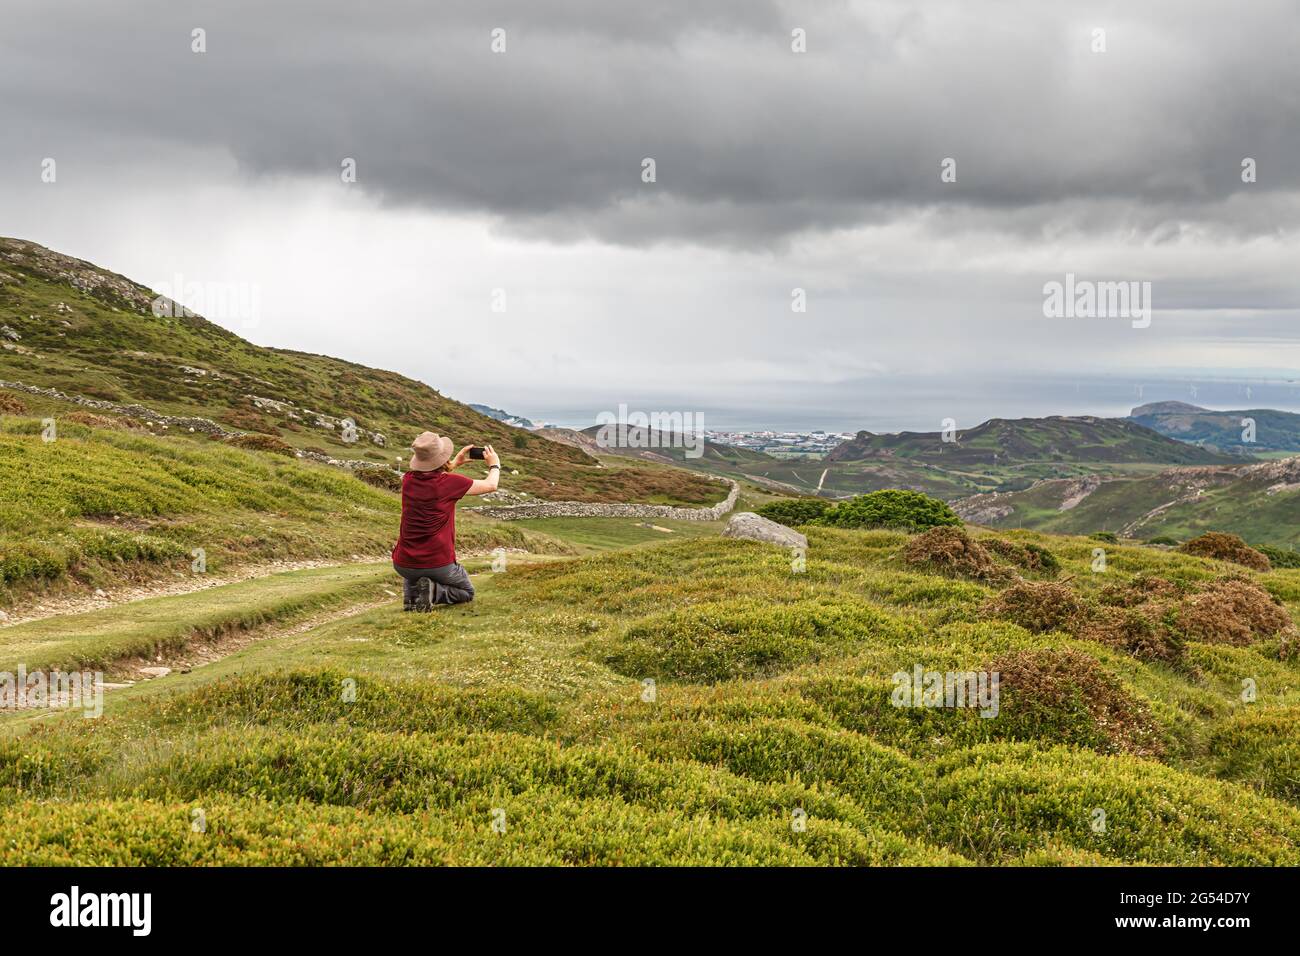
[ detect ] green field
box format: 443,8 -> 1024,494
3,519 -> 1298,865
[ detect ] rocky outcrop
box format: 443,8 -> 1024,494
0,238 -> 159,313
1058,475 -> 1104,511
476,478 -> 739,522
722,512 -> 807,548
247,394 -> 386,447
533,427 -> 600,458
952,493 -> 1016,523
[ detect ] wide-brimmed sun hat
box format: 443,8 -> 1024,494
408,431 -> 453,471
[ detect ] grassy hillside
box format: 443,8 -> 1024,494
1131,401 -> 1300,454
0,238 -> 721,506
828,416 -> 1232,469
0,413 -> 571,608
3,523 -> 1298,864
956,457 -> 1300,547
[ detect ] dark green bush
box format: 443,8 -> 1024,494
755,497 -> 831,527
816,490 -> 961,532
1090,531 -> 1119,544
1260,546 -> 1300,570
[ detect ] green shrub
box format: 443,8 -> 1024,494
1090,531 -> 1119,544
816,490 -> 962,532
1260,546 -> 1300,570
146,671 -> 560,737
603,597 -> 914,682
923,744 -> 1300,865
755,497 -> 831,527
1207,707 -> 1300,805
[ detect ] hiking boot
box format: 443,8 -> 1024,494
403,576 -> 436,612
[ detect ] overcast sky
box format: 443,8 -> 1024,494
3,0 -> 1299,430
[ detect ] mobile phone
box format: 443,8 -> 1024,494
468,446 -> 486,460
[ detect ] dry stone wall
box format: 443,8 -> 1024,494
475,478 -> 739,521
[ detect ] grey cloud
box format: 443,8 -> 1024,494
4,0 -> 1300,247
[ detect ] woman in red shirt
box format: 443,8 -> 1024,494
392,431 -> 501,610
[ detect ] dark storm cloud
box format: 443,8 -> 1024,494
3,0 -> 1299,246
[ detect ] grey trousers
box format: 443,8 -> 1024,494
393,561 -> 475,609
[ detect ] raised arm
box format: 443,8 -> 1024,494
465,444 -> 501,496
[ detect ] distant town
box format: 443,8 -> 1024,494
705,429 -> 855,457
470,403 -> 857,457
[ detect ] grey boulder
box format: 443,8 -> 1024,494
722,512 -> 808,549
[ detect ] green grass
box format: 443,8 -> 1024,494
0,415 -> 572,606
3,521 -> 1298,866
506,516 -> 723,554
0,562 -> 391,672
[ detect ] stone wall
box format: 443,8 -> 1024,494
1,379 -> 230,434
475,478 -> 740,522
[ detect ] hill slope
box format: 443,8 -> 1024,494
0,238 -> 720,506
827,416 -> 1233,468
956,456 -> 1300,546
1131,401 -> 1300,453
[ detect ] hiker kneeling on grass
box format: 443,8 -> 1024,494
392,431 -> 501,611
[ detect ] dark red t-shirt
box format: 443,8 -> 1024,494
392,470 -> 474,568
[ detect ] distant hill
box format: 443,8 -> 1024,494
601,415 -> 1241,502
827,416 -> 1232,468
955,456 -> 1300,546
469,403 -> 537,430
1130,401 -> 1300,453
0,238 -> 722,506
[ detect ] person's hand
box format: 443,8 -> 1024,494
483,444 -> 500,468
451,445 -> 472,468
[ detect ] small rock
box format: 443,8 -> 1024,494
722,512 -> 808,549
0,610 -> 8,622
138,666 -> 171,678
94,588 -> 107,598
